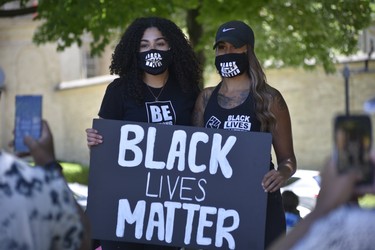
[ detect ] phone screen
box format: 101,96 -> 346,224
334,115 -> 373,185
14,95 -> 42,153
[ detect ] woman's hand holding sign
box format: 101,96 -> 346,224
86,128 -> 103,147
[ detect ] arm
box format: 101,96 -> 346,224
192,87 -> 214,127
268,157 -> 362,250
24,120 -> 91,250
262,90 -> 297,192
24,120 -> 55,166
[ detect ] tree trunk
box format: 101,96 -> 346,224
186,4 -> 205,88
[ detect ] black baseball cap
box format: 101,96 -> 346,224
213,20 -> 255,49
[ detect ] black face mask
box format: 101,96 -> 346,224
215,53 -> 249,78
138,49 -> 172,75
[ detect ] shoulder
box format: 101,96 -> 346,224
103,78 -> 127,99
106,77 -> 126,90
264,84 -> 283,99
293,205 -> 375,249
265,84 -> 288,112
200,86 -> 215,99
196,87 -> 215,106
0,150 -> 34,176
193,86 -> 215,111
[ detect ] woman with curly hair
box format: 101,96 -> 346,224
192,20 -> 297,248
86,16 -> 201,250
87,16 -> 201,127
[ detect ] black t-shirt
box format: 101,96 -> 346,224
99,77 -> 197,126
97,77 -> 195,250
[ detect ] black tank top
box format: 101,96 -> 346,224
204,83 -> 261,132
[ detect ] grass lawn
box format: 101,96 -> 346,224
359,194 -> 375,208
60,162 -> 89,185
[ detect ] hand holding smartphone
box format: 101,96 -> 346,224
334,114 -> 374,186
14,95 -> 42,153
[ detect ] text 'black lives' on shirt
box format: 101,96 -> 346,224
203,82 -> 261,132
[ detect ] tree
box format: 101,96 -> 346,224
1,0 -> 374,73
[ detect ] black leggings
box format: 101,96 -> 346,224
264,190 -> 286,248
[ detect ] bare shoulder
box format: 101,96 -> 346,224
201,86 -> 215,96
265,84 -> 288,111
198,86 -> 216,106
192,87 -> 216,127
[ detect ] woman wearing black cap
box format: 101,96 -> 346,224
192,20 -> 297,248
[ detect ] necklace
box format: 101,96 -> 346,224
145,78 -> 168,101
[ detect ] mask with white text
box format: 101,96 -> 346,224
215,53 -> 249,78
138,49 -> 172,75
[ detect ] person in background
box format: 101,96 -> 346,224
85,16 -> 202,250
192,20 -> 297,248
0,119 -> 90,250
268,152 -> 375,250
282,190 -> 302,232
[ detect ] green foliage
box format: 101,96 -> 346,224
3,0 -> 374,73
359,194 -> 375,209
199,0 -> 373,73
60,161 -> 89,185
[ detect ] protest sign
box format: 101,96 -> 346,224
87,119 -> 272,249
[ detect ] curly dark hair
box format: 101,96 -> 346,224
110,16 -> 202,104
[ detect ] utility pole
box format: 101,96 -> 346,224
342,64 -> 351,116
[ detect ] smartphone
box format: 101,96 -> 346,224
14,95 -> 43,153
334,114 -> 373,185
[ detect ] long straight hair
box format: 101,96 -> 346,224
246,45 -> 277,132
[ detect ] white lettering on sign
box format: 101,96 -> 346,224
115,199 -> 145,239
166,130 -> 187,171
117,124 -> 236,178
188,132 -> 209,173
145,127 -> 164,169
115,199 -> 239,249
145,172 -> 207,202
209,134 -> 235,178
117,125 -> 145,167
146,202 -> 165,241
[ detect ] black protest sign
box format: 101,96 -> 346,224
87,119 -> 272,250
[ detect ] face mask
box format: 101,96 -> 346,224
138,49 -> 172,75
215,53 -> 249,78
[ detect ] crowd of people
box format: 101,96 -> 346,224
2,15 -> 374,250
